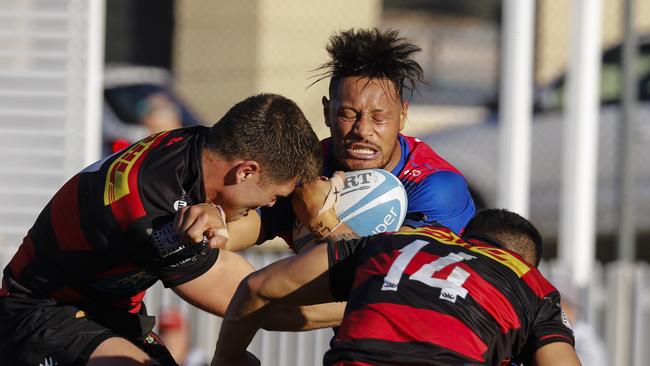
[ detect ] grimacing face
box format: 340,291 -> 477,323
218,176 -> 297,222
324,76 -> 407,172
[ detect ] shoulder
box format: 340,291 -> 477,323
406,170 -> 470,206
398,134 -> 462,178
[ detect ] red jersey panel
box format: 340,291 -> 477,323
325,225 -> 574,365
1,127 -> 217,313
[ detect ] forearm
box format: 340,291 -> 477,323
261,302 -> 345,331
213,303 -> 343,366
214,245 -> 332,361
213,274 -> 269,364
224,211 -> 263,251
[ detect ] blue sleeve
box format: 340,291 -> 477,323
402,171 -> 476,233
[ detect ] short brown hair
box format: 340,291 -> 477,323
206,93 -> 322,183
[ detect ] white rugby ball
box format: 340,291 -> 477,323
292,169 -> 407,252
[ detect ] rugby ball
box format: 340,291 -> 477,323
292,169 -> 407,252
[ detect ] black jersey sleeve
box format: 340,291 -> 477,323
327,236 -> 373,301
128,215 -> 219,288
517,291 -> 575,363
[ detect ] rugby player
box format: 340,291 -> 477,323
0,94 -> 323,366
212,179 -> 580,365
226,28 -> 476,253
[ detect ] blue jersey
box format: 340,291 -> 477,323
261,134 -> 475,249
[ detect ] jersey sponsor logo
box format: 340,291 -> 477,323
402,168 -> 422,177
166,136 -> 185,146
552,299 -> 573,330
151,222 -> 186,258
396,226 -> 465,247
103,133 -> 161,205
470,246 -> 530,277
39,356 -> 59,366
173,200 -> 188,211
342,171 -> 373,193
397,227 -> 531,277
560,308 -> 573,329
371,206 -> 399,235
92,270 -> 158,293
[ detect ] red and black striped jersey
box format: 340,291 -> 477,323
0,126 -> 217,313
325,225 -> 574,366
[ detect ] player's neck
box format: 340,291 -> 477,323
201,149 -> 230,203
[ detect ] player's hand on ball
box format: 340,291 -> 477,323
174,203 -> 229,249
292,171 -> 345,239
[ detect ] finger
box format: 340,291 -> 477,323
184,204 -> 227,244
185,213 -> 210,244
206,220 -> 229,249
175,207 -> 199,244
207,234 -> 228,250
320,173 -> 344,214
174,206 -> 189,232
176,206 -> 201,236
331,171 -> 346,186
329,171 -> 345,193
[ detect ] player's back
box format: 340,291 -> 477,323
325,225 -> 566,366
1,127 -> 210,310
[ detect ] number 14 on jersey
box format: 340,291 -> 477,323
382,240 -> 476,303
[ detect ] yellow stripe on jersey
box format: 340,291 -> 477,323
103,133 -> 162,205
395,227 -> 531,277
395,226 -> 467,247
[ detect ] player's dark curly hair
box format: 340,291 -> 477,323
464,209 -> 543,266
312,28 -> 425,101
206,93 -> 322,183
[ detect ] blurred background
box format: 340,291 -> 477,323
0,0 -> 649,365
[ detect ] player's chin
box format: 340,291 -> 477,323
342,159 -> 385,171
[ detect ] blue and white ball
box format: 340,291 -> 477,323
292,169 -> 408,252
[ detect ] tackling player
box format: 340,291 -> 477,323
0,94 -> 323,366
212,177 -> 580,365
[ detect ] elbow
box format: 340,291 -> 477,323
226,272 -> 269,320
247,270 -> 278,305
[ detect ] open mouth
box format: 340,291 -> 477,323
345,143 -> 379,160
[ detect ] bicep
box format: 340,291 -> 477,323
531,342 -> 582,366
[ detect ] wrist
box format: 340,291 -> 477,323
307,208 -> 342,239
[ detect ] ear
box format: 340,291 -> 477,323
322,96 -> 331,128
234,160 -> 261,184
399,101 -> 408,131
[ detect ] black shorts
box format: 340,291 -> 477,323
0,293 -> 177,366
